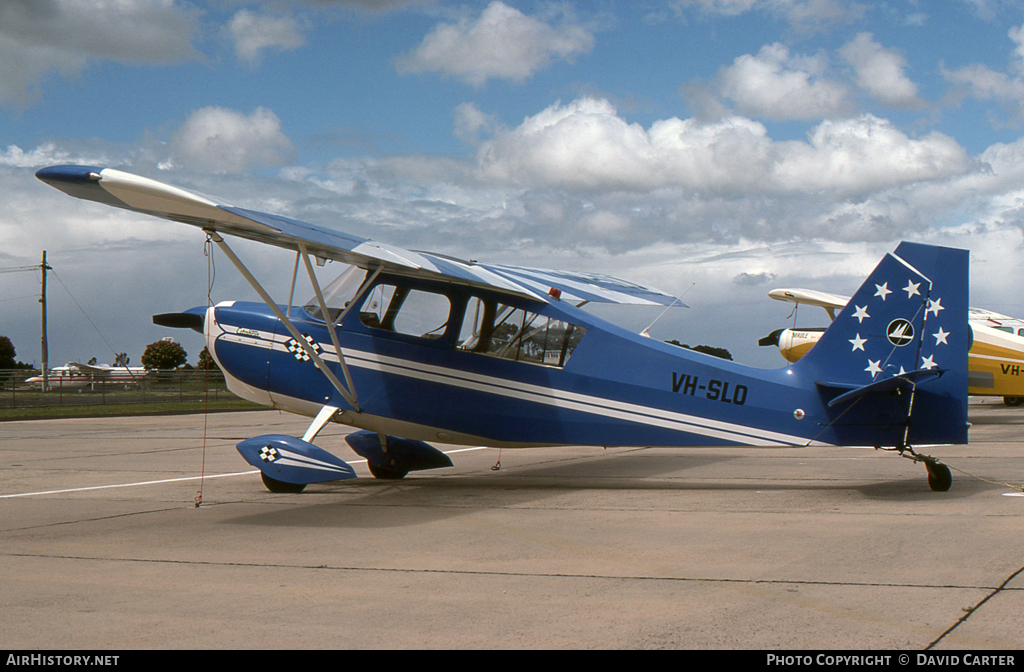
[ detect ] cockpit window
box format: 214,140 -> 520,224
457,297 -> 585,367
359,283 -> 451,339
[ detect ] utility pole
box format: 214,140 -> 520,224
40,251 -> 51,392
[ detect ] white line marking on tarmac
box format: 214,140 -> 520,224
0,447 -> 492,499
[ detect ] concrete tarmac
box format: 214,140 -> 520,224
1,401 -> 1022,650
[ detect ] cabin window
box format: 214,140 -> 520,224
457,297 -> 585,367
994,326 -> 1014,334
359,283 -> 452,339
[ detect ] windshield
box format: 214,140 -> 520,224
303,265 -> 367,322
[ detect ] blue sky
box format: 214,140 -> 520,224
5,0 -> 1024,370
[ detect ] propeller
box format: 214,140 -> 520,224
153,312 -> 204,333
758,328 -> 785,347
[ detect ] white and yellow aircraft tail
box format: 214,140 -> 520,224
762,289 -> 1024,405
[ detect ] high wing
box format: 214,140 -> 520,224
68,362 -> 146,376
68,362 -> 115,374
36,165 -> 679,307
767,288 -> 849,319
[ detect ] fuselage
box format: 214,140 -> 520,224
200,272 -> 939,450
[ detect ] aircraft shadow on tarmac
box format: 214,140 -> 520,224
222,449 -> 996,529
224,450 -> 737,529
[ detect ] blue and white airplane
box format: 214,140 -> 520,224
37,165 -> 969,492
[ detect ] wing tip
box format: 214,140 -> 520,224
36,164 -> 105,186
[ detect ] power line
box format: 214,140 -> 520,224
0,265 -> 43,274
49,268 -> 126,362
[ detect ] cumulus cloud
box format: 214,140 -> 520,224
940,23 -> 1024,125
1009,23 -> 1024,71
0,0 -> 200,107
693,37 -> 925,120
943,63 -> 1024,115
475,97 -> 973,198
709,43 -> 852,120
395,1 -> 594,86
838,33 -> 923,108
453,102 -> 497,144
169,107 -> 295,173
227,9 -> 305,65
733,271 -> 778,285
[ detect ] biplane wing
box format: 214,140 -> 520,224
35,165 -> 679,307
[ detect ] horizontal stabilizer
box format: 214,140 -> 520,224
818,368 -> 945,408
237,434 -> 356,485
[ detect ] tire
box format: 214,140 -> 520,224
261,472 -> 307,493
926,462 -> 952,492
368,464 -> 409,480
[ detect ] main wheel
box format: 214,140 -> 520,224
261,472 -> 307,493
926,462 -> 952,492
1003,396 -> 1022,407
368,464 -> 409,480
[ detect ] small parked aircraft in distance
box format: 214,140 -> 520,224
25,362 -> 148,390
762,289 -> 1024,406
37,165 -> 970,492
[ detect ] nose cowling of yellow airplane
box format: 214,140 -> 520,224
758,327 -> 826,363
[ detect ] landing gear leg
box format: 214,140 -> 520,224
369,434 -> 409,479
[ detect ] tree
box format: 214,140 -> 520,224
0,336 -> 16,369
0,336 -> 31,369
197,346 -> 218,371
141,339 -> 187,370
665,340 -> 733,361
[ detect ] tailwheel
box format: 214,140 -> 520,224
924,459 -> 952,492
368,464 -> 409,480
261,472 -> 308,493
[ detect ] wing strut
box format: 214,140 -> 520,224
299,243 -> 360,410
206,232 -> 360,412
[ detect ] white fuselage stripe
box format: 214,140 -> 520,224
217,328 -> 810,446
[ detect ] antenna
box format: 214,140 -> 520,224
639,282 -> 694,338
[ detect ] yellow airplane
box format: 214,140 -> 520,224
762,288 -> 1024,406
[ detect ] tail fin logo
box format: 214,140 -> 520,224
886,318 -> 915,347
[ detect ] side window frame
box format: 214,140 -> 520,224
348,278 -> 456,345
455,294 -> 586,368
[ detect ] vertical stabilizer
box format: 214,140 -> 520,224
795,242 -> 969,446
